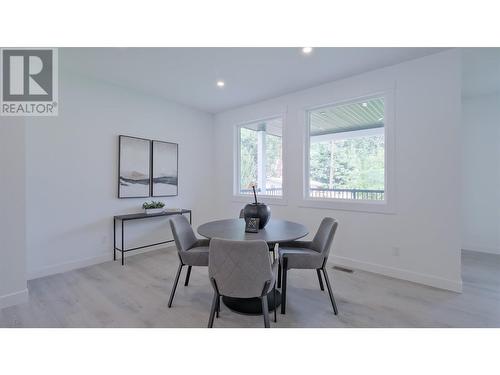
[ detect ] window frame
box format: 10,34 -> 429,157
302,90 -> 396,214
233,114 -> 287,204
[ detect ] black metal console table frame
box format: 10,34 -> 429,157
113,209 -> 192,265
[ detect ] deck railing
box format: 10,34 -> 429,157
241,187 -> 384,200
240,188 -> 283,196
309,188 -> 384,200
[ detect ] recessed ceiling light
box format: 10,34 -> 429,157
362,102 -> 368,107
378,117 -> 384,122
216,80 -> 225,87
302,47 -> 313,54
320,111 -> 326,115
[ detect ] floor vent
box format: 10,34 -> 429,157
333,266 -> 354,273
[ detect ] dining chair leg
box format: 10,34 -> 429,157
184,265 -> 192,286
277,261 -> 282,288
216,295 -> 220,318
269,243 -> 276,258
273,286 -> 277,323
168,262 -> 183,308
281,257 -> 288,314
316,269 -> 325,291
261,296 -> 270,328
322,267 -> 338,315
208,291 -> 219,328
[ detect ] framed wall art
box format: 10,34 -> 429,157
151,140 -> 178,197
118,135 -> 151,198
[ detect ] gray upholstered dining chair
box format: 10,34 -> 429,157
207,238 -> 278,328
278,217 -> 339,315
168,214 -> 210,308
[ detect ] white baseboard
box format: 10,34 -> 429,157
28,244 -> 175,280
0,288 -> 29,309
330,255 -> 463,293
28,254 -> 111,280
462,244 -> 500,255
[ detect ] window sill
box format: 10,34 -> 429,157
232,195 -> 289,206
299,198 -> 395,214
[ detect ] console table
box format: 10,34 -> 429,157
113,209 -> 192,265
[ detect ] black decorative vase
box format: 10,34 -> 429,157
243,203 -> 271,229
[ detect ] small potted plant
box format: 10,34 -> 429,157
142,201 -> 165,215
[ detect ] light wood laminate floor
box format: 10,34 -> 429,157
1,249 -> 499,328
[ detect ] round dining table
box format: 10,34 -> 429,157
198,218 -> 308,315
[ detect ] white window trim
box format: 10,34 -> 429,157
301,90 -> 396,214
233,113 -> 288,205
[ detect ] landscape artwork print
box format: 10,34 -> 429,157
152,140 -> 178,196
118,136 -> 151,198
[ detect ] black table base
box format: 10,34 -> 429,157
222,291 -> 282,315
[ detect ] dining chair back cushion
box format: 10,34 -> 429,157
310,217 -> 339,258
209,238 -> 273,298
170,215 -> 198,252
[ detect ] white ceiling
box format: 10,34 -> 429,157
61,48 -> 449,113
462,48 -> 500,98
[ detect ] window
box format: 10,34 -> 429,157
307,97 -> 385,201
237,117 -> 283,197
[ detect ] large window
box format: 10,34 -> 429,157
307,97 -> 385,201
237,117 -> 283,197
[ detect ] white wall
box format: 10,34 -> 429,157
214,50 -> 463,291
24,66 -> 215,279
0,117 -> 28,308
461,93 -> 500,254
